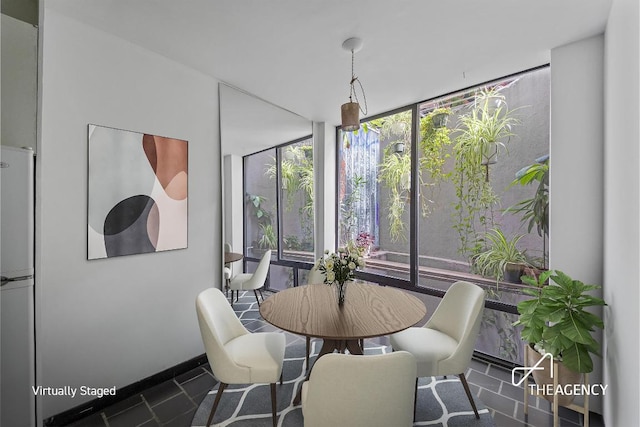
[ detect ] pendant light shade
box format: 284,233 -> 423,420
341,102 -> 360,131
341,38 -> 367,132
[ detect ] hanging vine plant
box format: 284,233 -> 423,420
375,108 -> 455,242
452,88 -> 521,259
374,111 -> 413,242
419,107 -> 453,217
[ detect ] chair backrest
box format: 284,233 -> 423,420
196,288 -> 248,382
306,265 -> 326,285
241,249 -> 272,290
303,351 -> 416,427
425,281 -> 485,374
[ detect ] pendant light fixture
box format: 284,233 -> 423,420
341,37 -> 368,131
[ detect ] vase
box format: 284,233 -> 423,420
335,282 -> 347,306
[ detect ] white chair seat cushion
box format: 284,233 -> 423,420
228,273 -> 252,290
224,332 -> 285,383
224,266 -> 232,280
390,327 -> 458,377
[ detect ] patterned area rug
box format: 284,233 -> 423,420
191,340 -> 495,427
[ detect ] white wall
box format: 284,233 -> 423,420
223,154 -> 243,253
603,0 -> 640,424
38,8 -> 220,418
550,35 -> 605,412
313,122 -> 336,257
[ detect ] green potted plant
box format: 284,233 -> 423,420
473,228 -> 528,284
452,88 -> 521,258
429,107 -> 451,128
257,223 -> 277,251
456,89 -> 520,169
514,270 -> 606,405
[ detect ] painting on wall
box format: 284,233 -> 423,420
87,124 -> 188,260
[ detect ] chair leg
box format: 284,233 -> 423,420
258,288 -> 265,300
206,382 -> 227,427
414,378 -> 418,421
459,373 -> 479,419
270,383 -> 278,427
253,289 -> 261,307
305,336 -> 310,369
280,370 -> 283,385
229,290 -> 234,307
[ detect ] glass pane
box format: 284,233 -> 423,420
244,149 -> 278,259
267,264 -> 294,291
278,138 -> 315,262
337,109 -> 412,281
479,288 -> 528,365
417,67 -> 550,290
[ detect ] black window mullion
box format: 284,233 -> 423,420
409,105 -> 419,286
275,147 -> 283,261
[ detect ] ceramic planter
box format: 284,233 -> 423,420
525,344 -> 582,406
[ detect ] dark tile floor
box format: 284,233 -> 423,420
65,290 -> 605,427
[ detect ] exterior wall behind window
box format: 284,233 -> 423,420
416,69 -> 550,264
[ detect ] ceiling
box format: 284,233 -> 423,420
46,0 -> 612,125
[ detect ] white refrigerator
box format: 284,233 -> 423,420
1,145 -> 36,427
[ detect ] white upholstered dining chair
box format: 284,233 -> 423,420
223,242 -> 234,294
301,351 -> 416,427
196,287 -> 285,427
390,280 -> 485,419
228,249 -> 271,306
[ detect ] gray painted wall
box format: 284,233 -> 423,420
38,8 -> 220,417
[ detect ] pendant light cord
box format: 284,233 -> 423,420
349,50 -> 368,116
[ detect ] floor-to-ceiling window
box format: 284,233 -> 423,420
336,67 -> 550,364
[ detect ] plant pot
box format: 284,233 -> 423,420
504,262 -> 525,283
431,112 -> 449,128
394,142 -> 405,154
525,345 -> 582,406
251,246 -> 268,258
481,143 -> 498,165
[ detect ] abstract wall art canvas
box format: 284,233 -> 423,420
88,124 -> 188,259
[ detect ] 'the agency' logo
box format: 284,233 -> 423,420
511,352 -> 608,397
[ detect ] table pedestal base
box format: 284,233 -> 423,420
318,339 -> 363,357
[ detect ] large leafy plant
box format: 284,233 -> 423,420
514,270 -> 606,373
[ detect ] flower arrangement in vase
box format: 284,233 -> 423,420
315,248 -> 365,305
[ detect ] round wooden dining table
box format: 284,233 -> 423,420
224,251 -> 243,264
259,281 -> 426,404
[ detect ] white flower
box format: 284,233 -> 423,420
348,262 -> 356,270
341,259 -> 347,265
358,258 -> 365,267
326,271 -> 335,283
325,259 -> 334,270
324,249 -> 330,254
